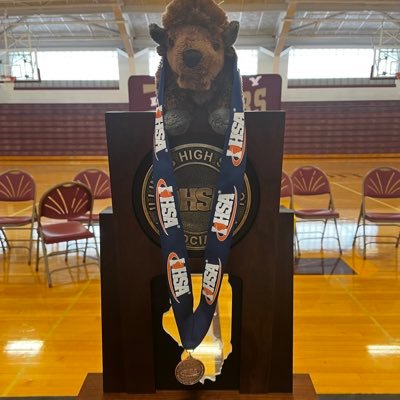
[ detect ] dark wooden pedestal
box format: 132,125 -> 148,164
96,111 -> 315,397
78,373 -> 317,400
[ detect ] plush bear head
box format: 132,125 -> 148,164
149,0 -> 239,92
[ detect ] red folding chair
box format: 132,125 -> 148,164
36,181 -> 97,287
280,171 -> 297,255
291,166 -> 342,255
71,169 -> 111,257
0,170 -> 36,264
280,171 -> 293,208
73,169 -> 111,223
353,166 -> 400,259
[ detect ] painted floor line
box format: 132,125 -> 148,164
332,182 -> 400,212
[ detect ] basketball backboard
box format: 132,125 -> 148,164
0,49 -> 40,83
371,47 -> 400,79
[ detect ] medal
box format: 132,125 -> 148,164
153,55 -> 246,383
175,353 -> 205,385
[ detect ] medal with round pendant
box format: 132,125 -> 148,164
153,56 -> 247,385
175,352 -> 205,385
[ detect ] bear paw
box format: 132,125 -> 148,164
164,110 -> 191,136
209,108 -> 230,135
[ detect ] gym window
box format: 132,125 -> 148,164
288,48 -> 374,79
237,49 -> 258,75
287,47 -> 395,88
13,50 -> 120,90
38,50 -> 119,80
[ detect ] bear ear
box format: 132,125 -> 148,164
222,21 -> 239,47
149,23 -> 167,46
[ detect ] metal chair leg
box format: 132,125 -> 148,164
35,231 -> 40,272
294,223 -> 301,256
353,210 -> 362,247
93,234 -> 100,263
74,241 -> 81,279
321,219 -> 328,251
28,222 -> 34,265
65,242 -> 70,262
1,230 -> 11,265
0,230 -> 6,253
79,239 -> 89,278
41,240 -> 52,287
362,217 -> 367,259
83,239 -> 88,263
333,218 -> 342,254
1,228 -> 10,249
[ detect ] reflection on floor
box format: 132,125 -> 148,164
0,158 -> 399,396
294,258 -> 356,275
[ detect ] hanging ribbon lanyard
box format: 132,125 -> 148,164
153,56 -> 247,351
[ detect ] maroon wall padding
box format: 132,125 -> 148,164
282,100 -> 400,155
0,100 -> 399,156
0,103 -> 128,156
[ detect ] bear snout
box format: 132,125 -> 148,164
183,49 -> 202,68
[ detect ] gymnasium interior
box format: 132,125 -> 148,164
0,0 -> 399,399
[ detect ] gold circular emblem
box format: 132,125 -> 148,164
134,143 -> 258,255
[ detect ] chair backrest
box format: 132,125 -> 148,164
39,181 -> 93,220
363,167 -> 400,199
74,169 -> 111,199
280,171 -> 293,198
291,166 -> 331,196
0,169 -> 35,201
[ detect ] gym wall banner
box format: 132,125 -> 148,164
128,74 -> 282,112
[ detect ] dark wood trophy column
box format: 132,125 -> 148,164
78,111 -> 317,400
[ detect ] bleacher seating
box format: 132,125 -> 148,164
1,100 -> 399,156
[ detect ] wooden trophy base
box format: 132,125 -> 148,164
78,374 -> 317,400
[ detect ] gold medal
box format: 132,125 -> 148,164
175,353 -> 205,385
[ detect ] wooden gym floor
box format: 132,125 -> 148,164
0,157 -> 399,396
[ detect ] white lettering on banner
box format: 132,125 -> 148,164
202,261 -> 221,303
167,254 -> 191,302
249,75 -> 262,87
158,185 -> 179,229
156,180 -> 179,234
211,193 -> 235,240
170,257 -> 190,297
154,106 -> 167,155
226,113 -> 246,166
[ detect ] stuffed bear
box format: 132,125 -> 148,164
149,0 -> 239,135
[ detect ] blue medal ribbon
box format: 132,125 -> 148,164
153,57 -> 247,350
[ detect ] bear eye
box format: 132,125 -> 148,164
168,37 -> 175,47
212,42 -> 220,51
